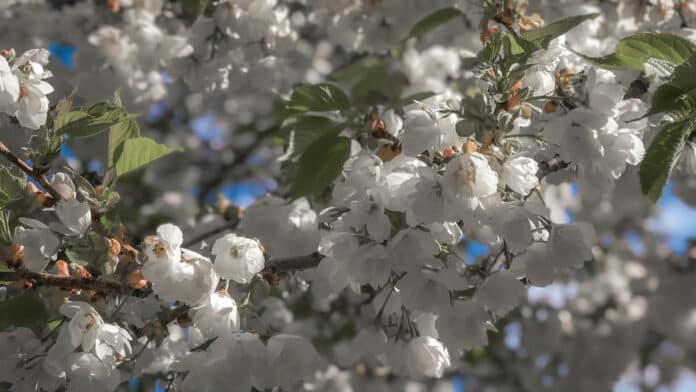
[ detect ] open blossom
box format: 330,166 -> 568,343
442,152 -> 499,210
49,172 -> 77,200
405,336 -> 451,378
401,109 -> 444,155
0,55 -> 19,114
142,224 -> 219,305
11,48 -> 53,129
45,302 -> 132,378
502,156 -> 539,195
54,199 -> 91,236
193,291 -> 241,339
212,233 -> 265,284
13,228 -> 60,272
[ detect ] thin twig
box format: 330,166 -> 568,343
0,270 -> 128,294
182,220 -> 240,248
266,252 -> 324,272
0,140 -> 64,201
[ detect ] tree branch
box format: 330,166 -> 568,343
266,252 -> 324,272
0,140 -> 64,202
537,154 -> 570,179
0,270 -> 128,294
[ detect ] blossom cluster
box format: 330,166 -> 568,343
2,0 -> 696,391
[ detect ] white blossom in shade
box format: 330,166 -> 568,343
54,199 -> 91,236
175,332 -> 268,392
586,69 -> 624,116
64,353 -> 121,392
679,141 -> 696,176
401,109 -> 443,156
490,204 -> 535,254
378,155 -> 427,212
518,242 -> 555,287
193,291 -> 240,338
46,302 -> 132,379
502,156 -> 539,195
442,153 -> 499,210
13,228 -> 60,272
0,328 -> 42,383
475,270 -> 526,316
49,172 -> 76,200
521,69 -> 556,97
0,55 -> 19,114
267,334 -> 323,388
405,336 -> 451,378
332,152 -> 383,205
62,301 -> 104,352
304,365 -> 353,392
402,46 -> 461,93
436,301 -> 490,354
342,198 -> 391,242
425,221 -> 463,245
241,196 -> 319,258
260,297 -> 293,330
344,328 -> 388,367
212,233 -> 265,284
548,222 -> 596,270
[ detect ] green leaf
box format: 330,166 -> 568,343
405,7 -> 464,41
479,32 -> 502,64
114,137 -> 181,176
44,319 -> 63,336
181,0 -> 208,18
501,32 -> 537,57
329,56 -> 381,81
288,83 -> 350,112
289,131 -> 351,199
249,277 -> 271,306
649,55 -> 696,118
0,166 -> 27,209
64,233 -> 111,267
0,210 -> 11,245
640,119 -> 696,202
0,293 -> 49,334
108,117 -> 141,167
579,32 -> 696,71
350,64 -> 405,109
54,110 -> 121,139
278,116 -> 344,162
522,13 -> 599,49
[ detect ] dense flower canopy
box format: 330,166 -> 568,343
1,0 -> 696,391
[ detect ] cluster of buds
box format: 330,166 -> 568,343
503,80 -> 533,120
371,113 -> 403,162
483,0 -> 545,36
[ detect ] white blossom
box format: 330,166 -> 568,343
405,336 -> 451,378
442,152 -> 499,210
13,228 -> 60,272
0,55 -> 19,114
502,156 -> 539,195
193,291 -> 241,338
54,199 -> 91,236
212,233 -> 265,284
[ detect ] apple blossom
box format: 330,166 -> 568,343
502,156 -> 539,195
211,233 -> 265,284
